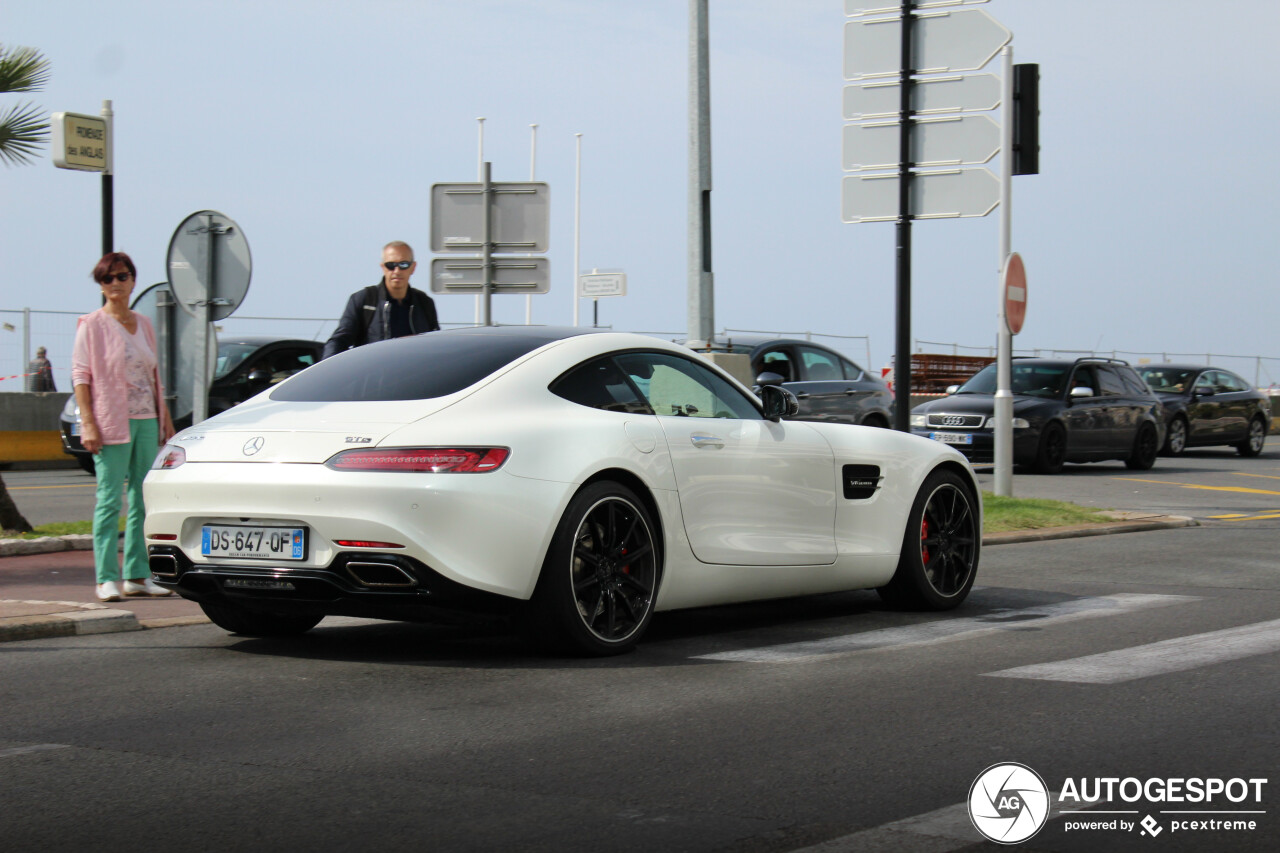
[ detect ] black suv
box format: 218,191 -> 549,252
910,357 -> 1165,473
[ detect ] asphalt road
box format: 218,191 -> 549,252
1,448 -> 1277,851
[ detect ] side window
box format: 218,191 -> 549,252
1118,367 -> 1152,397
1070,366 -> 1097,396
798,346 -> 843,382
1216,371 -> 1248,393
270,348 -> 317,384
616,352 -> 761,420
757,348 -> 795,383
841,357 -> 865,381
550,356 -> 653,415
1096,366 -> 1126,397
1194,371 -> 1217,394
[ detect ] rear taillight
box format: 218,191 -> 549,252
325,447 -> 510,473
152,445 -> 186,470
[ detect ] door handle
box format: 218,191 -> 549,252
690,433 -> 724,449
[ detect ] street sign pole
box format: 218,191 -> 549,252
101,100 -> 113,258
482,161 -> 493,326
994,45 -> 1015,496
893,0 -> 916,432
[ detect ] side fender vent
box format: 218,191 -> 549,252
842,464 -> 882,500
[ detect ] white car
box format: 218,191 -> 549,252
144,327 -> 981,655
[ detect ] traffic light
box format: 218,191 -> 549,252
1012,63 -> 1039,175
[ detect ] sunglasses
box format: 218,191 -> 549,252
383,261 -> 414,271
99,272 -> 133,283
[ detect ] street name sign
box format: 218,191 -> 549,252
844,114 -> 999,171
51,111 -> 108,171
844,8 -> 1011,79
578,272 -> 627,298
843,72 -> 1000,120
429,257 -> 551,294
842,167 -> 999,222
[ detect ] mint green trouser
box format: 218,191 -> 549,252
92,418 -> 158,584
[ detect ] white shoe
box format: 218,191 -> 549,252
123,578 -> 172,597
96,581 -> 121,602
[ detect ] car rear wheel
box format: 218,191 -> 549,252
1237,416 -> 1267,457
1032,423 -> 1067,474
199,601 -> 322,637
1162,417 -> 1187,456
877,469 -> 979,611
1125,423 -> 1159,470
531,481 -> 660,656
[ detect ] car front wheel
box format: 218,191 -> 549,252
1162,417 -> 1187,456
531,481 -> 660,656
1125,423 -> 1159,470
199,601 -> 322,637
877,469 -> 979,611
1032,423 -> 1067,474
1237,416 -> 1267,457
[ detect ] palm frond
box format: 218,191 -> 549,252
0,44 -> 51,93
0,101 -> 49,166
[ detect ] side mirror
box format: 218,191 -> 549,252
1193,385 -> 1215,397
1070,386 -> 1094,398
945,384 -> 960,395
755,371 -> 786,387
760,385 -> 800,422
246,368 -> 272,390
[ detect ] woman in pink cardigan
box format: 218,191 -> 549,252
72,252 -> 176,602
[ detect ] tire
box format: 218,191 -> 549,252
199,601 -> 322,637
1032,423 -> 1067,474
861,414 -> 890,429
877,469 -> 979,611
1161,417 -> 1187,456
530,481 -> 660,656
1125,423 -> 1159,470
1237,416 -> 1267,457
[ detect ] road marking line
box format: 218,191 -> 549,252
0,743 -> 71,758
1116,477 -> 1280,496
7,483 -> 96,491
694,594 -> 1198,663
984,618 -> 1280,684
1234,472 -> 1280,482
785,803 -> 977,852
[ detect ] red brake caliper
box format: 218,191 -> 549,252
920,517 -> 930,563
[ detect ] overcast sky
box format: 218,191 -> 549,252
5,0 -> 1279,381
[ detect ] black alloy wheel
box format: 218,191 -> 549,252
198,601 -> 322,637
1032,423 -> 1067,474
878,469 -> 979,611
1238,416 -> 1267,457
1125,423 -> 1160,470
532,481 -> 660,656
1163,417 -> 1187,456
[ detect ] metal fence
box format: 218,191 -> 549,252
5,306 -> 1278,392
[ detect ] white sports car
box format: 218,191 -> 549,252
144,327 -> 981,655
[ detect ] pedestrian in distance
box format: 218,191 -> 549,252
321,240 -> 441,359
71,251 -> 175,602
25,345 -> 56,392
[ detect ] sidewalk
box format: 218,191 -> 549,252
0,510 -> 1196,643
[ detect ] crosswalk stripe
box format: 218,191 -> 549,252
694,594 -> 1198,663
984,618 -> 1280,684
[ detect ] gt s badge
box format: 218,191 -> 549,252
345,436 -> 373,444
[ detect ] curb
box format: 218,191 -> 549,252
0,535 -> 93,557
0,600 -> 139,643
984,512 -> 1197,545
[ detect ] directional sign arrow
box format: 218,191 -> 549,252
843,72 -> 1001,120
844,8 -> 1012,79
841,167 -> 1000,223
843,114 -> 1000,171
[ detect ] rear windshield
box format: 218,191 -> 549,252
271,332 -> 550,402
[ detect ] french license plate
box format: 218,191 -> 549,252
201,525 -> 306,560
71,421 -> 81,436
929,431 -> 973,446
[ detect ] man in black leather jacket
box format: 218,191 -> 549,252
322,241 -> 440,359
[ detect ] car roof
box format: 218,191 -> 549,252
1137,363 -> 1212,372
219,335 -> 321,348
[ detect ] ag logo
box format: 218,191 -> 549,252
968,763 -> 1050,844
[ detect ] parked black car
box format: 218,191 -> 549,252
910,357 -> 1165,473
1136,364 -> 1271,457
690,335 -> 893,428
60,336 -> 322,473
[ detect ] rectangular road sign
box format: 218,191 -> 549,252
843,73 -> 1000,120
51,112 -> 108,171
578,272 -> 627,298
842,167 -> 999,222
429,257 -> 550,294
843,114 -> 1000,171
430,181 -> 549,253
844,8 -> 1011,79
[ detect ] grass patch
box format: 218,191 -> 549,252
982,492 -> 1110,533
2,518 -> 120,539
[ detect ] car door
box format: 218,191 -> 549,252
1095,364 -> 1138,453
616,351 -> 838,567
1187,370 -> 1224,441
791,345 -> 863,425
1061,365 -> 1109,457
1211,370 -> 1252,442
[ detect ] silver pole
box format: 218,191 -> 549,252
687,0 -> 714,348
475,118 -> 485,325
527,123 -> 537,325
573,133 -> 582,326
993,45 -> 1015,496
